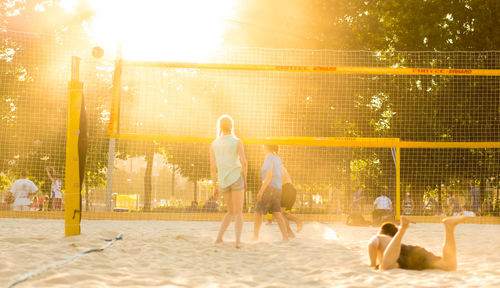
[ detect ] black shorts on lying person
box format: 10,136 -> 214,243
397,244 -> 441,270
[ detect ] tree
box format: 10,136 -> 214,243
1,0 -> 109,198
224,0 -> 500,209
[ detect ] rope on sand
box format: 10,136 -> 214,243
6,233 -> 123,288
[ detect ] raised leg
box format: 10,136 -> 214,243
380,216 -> 411,270
432,216 -> 466,270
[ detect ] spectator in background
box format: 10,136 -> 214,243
447,193 -> 462,216
481,198 -> 493,215
202,196 -> 219,212
30,190 -> 45,211
403,192 -> 414,216
9,171 -> 38,211
347,186 -> 369,226
111,192 -> 118,209
372,189 -> 392,224
46,167 -> 62,211
469,182 -> 480,214
36,191 -> 45,211
352,186 -> 364,211
186,200 -> 199,212
423,192 -> 439,216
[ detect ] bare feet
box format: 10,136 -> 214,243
215,238 -> 223,244
399,216 -> 411,230
443,215 -> 466,228
235,242 -> 241,249
297,219 -> 303,233
287,229 -> 296,238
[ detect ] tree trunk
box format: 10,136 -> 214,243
438,184 -> 442,215
480,177 -> 487,212
496,183 -> 499,214
193,180 -> 198,202
85,176 -> 89,211
309,186 -> 313,210
171,164 -> 175,197
414,183 -> 425,216
144,147 -> 154,212
105,138 -> 116,212
341,151 -> 352,213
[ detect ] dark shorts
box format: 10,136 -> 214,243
397,244 -> 441,270
281,183 -> 297,211
254,186 -> 282,215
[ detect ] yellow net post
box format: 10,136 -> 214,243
65,56 -> 83,237
108,59 -> 122,138
396,147 -> 401,220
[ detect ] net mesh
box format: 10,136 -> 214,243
0,30 -> 499,224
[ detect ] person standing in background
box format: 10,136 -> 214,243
448,192 -> 462,216
469,182 -> 480,214
46,166 -> 62,211
403,192 -> 414,216
372,189 -> 392,224
9,171 -> 38,211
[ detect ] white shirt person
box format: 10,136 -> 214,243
374,194 -> 392,211
10,171 -> 38,211
46,166 -> 63,210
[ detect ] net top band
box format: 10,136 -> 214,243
121,60 -> 500,76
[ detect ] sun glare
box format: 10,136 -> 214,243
59,0 -> 78,14
86,0 -> 236,62
323,227 -> 339,241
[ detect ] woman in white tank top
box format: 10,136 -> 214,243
210,115 -> 248,248
46,166 -> 62,211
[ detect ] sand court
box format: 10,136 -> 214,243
1,219 -> 499,288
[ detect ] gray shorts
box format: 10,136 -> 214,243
254,186 -> 282,214
220,175 -> 244,194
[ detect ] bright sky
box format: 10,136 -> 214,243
79,0 -> 236,61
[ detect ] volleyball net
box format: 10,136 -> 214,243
1,31 -> 499,230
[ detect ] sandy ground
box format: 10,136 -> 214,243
1,218 -> 499,288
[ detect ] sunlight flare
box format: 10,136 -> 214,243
323,227 -> 339,241
86,0 -> 235,61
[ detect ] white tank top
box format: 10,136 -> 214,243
212,134 -> 242,188
51,179 -> 62,198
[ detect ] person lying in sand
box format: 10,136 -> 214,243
368,215 -> 466,271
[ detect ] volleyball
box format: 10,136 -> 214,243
92,46 -> 104,58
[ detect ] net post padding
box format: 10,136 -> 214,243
65,56 -> 83,237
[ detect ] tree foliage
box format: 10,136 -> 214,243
1,0 -> 498,210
